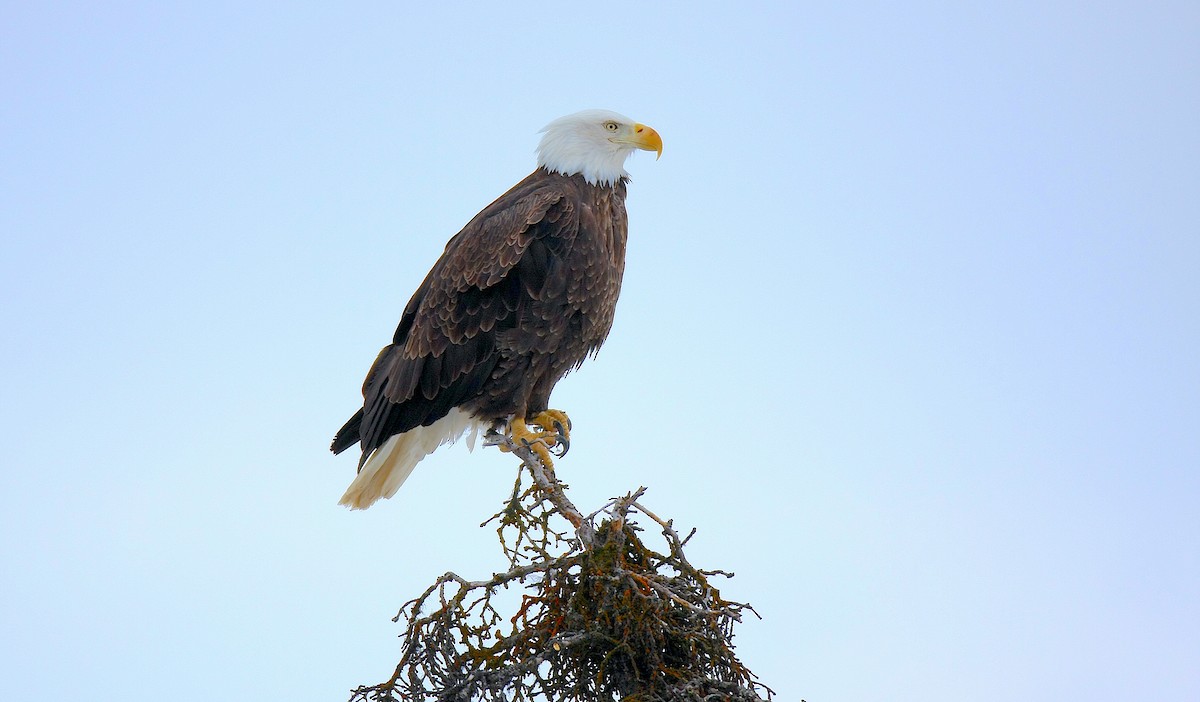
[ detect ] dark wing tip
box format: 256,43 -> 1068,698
330,408 -> 364,455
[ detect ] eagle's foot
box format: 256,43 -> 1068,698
529,409 -> 572,457
505,413 -> 571,468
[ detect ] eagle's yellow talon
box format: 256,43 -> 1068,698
531,409 -> 571,434
509,411 -> 574,467
528,409 -> 572,457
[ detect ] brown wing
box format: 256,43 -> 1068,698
330,171 -> 580,464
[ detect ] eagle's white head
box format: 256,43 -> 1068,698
536,109 -> 663,186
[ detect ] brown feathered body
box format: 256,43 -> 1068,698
331,168 -> 628,507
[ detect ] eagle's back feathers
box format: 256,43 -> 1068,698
333,109 -> 658,509
331,170 -> 628,507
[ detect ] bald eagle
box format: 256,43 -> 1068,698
331,110 -> 662,509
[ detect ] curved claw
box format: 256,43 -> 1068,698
552,426 -> 570,458
506,410 -> 573,465
555,421 -> 569,450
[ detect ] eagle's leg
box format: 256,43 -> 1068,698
529,409 -> 572,457
508,416 -> 558,470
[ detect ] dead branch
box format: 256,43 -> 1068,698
349,431 -> 772,702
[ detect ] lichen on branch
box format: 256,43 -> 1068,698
349,429 -> 772,702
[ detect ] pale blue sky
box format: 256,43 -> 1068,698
2,2 -> 1197,700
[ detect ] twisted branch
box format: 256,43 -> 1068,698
349,429 -> 772,702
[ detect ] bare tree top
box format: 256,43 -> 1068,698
349,429 -> 774,702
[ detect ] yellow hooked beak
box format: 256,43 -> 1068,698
622,123 -> 663,160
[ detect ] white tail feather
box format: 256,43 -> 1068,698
339,408 -> 482,510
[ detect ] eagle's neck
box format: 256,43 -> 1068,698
536,136 -> 631,187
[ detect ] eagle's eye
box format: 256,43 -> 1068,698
603,121 -> 619,132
